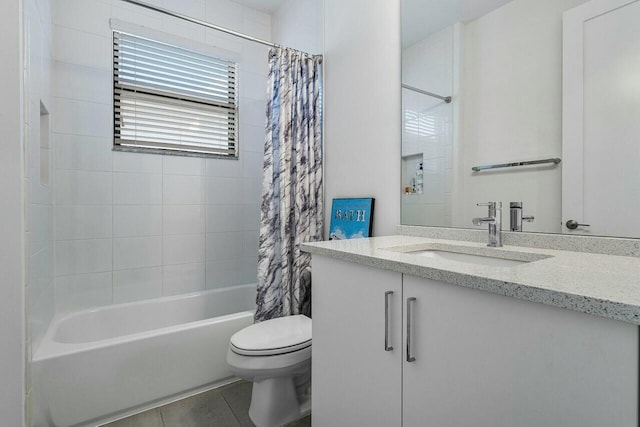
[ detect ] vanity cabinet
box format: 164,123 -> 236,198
312,255 -> 639,427
312,256 -> 403,426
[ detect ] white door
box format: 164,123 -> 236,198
311,256 -> 403,427
562,0 -> 640,237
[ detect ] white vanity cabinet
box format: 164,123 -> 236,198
312,255 -> 639,427
312,256 -> 403,427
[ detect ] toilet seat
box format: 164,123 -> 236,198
230,315 -> 312,356
230,340 -> 311,356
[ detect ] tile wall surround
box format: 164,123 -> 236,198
397,225 -> 640,257
51,0 -> 271,316
23,0 -> 60,422
24,0 -> 54,419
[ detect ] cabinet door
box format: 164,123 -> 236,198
402,275 -> 638,427
312,256 -> 403,427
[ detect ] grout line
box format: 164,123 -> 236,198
161,155 -> 165,296
52,94 -> 112,106
157,407 -> 166,427
218,382 -> 251,427
53,22 -> 112,41
111,126 -> 115,304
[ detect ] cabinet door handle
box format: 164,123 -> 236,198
406,297 -> 417,362
384,291 -> 394,351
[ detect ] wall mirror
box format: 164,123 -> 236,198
400,0 -> 640,238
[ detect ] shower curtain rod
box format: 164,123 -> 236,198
402,84 -> 452,104
119,0 -> 320,57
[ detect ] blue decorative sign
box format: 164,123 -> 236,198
329,198 -> 375,240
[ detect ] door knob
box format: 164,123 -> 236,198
566,220 -> 590,230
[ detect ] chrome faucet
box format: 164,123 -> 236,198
472,202 -> 503,247
509,202 -> 534,232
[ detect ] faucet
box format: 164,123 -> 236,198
509,202 -> 534,232
472,202 -> 503,247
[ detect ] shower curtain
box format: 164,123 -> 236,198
255,47 -> 323,322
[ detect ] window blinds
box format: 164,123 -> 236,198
113,31 -> 238,157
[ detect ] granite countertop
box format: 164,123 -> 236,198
301,235 -> 640,325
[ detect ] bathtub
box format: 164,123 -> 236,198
32,284 -> 257,427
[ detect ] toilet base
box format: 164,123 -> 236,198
249,376 -> 309,427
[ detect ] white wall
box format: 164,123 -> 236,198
272,0 -> 323,54
323,0 -> 401,237
51,0 -> 270,314
0,0 -> 26,424
456,0 -> 589,232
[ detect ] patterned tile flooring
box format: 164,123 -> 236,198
104,381 -> 311,427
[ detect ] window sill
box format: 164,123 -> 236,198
112,145 -> 240,160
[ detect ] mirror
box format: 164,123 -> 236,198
401,0 -> 640,238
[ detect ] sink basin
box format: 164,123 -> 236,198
381,242 -> 552,267
410,250 -> 528,267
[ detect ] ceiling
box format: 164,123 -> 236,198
230,0 -> 516,45
402,0 -> 516,47
230,0 -> 286,13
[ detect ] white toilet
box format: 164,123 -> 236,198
227,314 -> 312,427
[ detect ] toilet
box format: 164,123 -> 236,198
227,314 -> 312,427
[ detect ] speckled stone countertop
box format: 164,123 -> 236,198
301,235 -> 640,325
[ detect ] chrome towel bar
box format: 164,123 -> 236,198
472,158 -> 561,172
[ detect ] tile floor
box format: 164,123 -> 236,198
103,381 -> 311,427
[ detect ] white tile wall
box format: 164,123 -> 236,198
113,205 -> 163,237
55,170 -> 112,205
52,0 -> 112,37
23,2 -> 57,422
206,157 -> 244,177
25,0 -> 55,360
163,175 -> 205,205
52,0 -> 269,314
55,272 -> 113,313
205,177 -> 243,204
53,26 -> 112,69
206,204 -> 244,232
113,173 -> 163,205
163,156 -> 205,176
112,4 -> 163,29
163,205 -> 206,235
52,98 -> 111,136
55,206 -> 113,239
113,267 -> 162,303
52,62 -> 112,104
113,236 -> 163,270
206,231 -> 243,261
163,262 -> 206,295
205,0 -> 243,30
54,134 -> 112,171
163,234 -> 206,265
55,239 -> 112,276
205,256 -> 257,289
113,152 -> 163,174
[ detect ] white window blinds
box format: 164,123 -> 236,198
113,31 -> 238,157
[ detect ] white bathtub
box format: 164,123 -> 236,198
32,284 -> 257,427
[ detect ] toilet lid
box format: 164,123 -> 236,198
230,315 -> 312,356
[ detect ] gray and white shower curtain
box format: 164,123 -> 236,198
255,48 -> 323,322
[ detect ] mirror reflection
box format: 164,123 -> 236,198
401,0 -> 640,238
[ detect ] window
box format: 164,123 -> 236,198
113,31 -> 238,157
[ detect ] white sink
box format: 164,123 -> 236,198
411,250 -> 528,267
